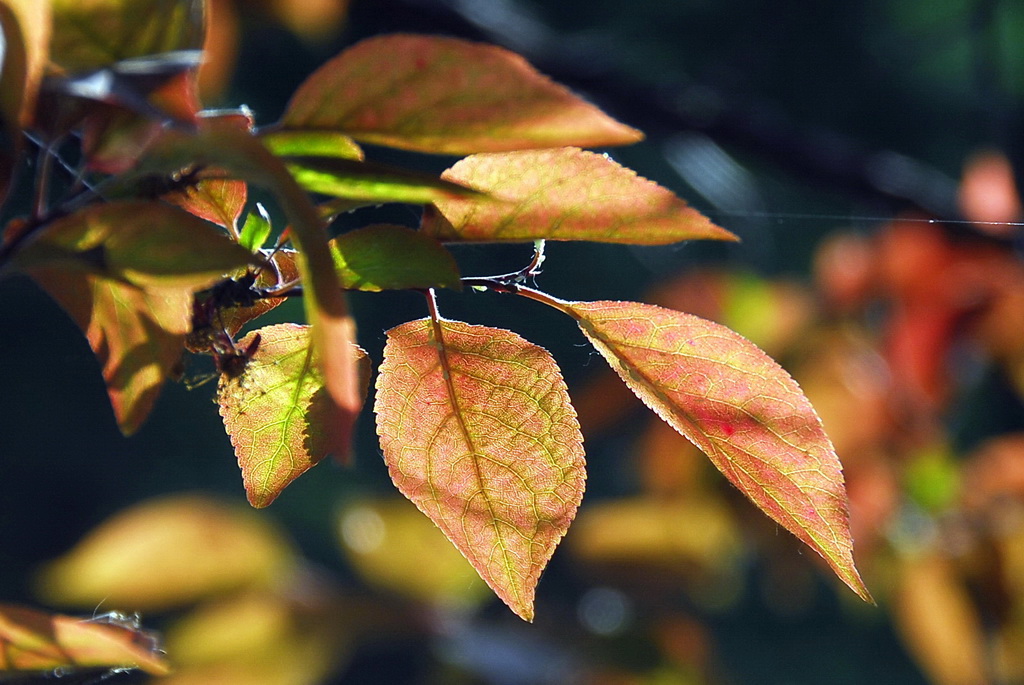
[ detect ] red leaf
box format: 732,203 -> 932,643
375,318 -> 586,620
552,297 -> 871,602
422,148 -> 737,244
280,34 -> 642,154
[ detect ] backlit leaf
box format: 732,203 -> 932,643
36,494 -> 296,609
280,34 -> 642,154
0,604 -> 168,676
374,318 -> 586,621
282,155 -> 482,205
330,224 -> 460,292
553,298 -> 872,602
26,265 -> 191,434
0,2 -> 29,203
422,148 -> 738,244
165,175 -> 248,233
218,324 -> 368,508
16,201 -> 254,289
238,204 -> 272,252
216,250 -> 300,337
49,0 -> 204,72
0,0 -> 49,126
262,130 -> 363,160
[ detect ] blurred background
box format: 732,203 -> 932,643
4,0 -> 1024,683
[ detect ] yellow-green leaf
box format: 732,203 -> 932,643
280,34 -> 642,155
49,0 -> 203,72
552,297 -> 872,602
330,224 -> 460,292
422,147 -> 738,244
374,318 -> 586,621
0,604 -> 168,676
219,324 -> 368,508
261,130 -> 363,160
16,201 -> 255,289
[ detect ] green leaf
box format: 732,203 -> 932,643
26,265 -> 192,434
330,224 -> 460,292
218,324 -> 367,508
375,318 -> 586,621
422,148 -> 738,244
238,203 -> 272,252
0,603 -> 169,676
280,33 -> 642,155
551,297 -> 872,603
49,0 -> 204,72
15,201 -> 255,289
282,156 -> 483,205
261,130 -> 363,160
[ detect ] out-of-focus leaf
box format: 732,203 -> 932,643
0,0 -> 48,125
375,318 -> 586,621
280,34 -> 642,155
15,201 -> 254,289
219,324 -> 369,508
238,204 -> 272,252
49,0 -> 204,72
547,297 -> 872,602
197,0 -> 237,100
26,265 -> 190,434
0,604 -> 168,676
905,443 -> 961,513
0,2 -> 29,203
265,0 -> 349,42
283,155 -> 482,205
893,553 -> 988,685
422,148 -> 737,244
958,149 -> 1022,236
165,175 -> 248,233
161,591 -> 349,685
141,118 -> 363,462
261,130 -> 362,160
36,495 -> 296,610
338,497 -> 490,609
330,224 -> 460,292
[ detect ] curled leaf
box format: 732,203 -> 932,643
422,148 -> 737,244
219,324 -> 369,508
548,297 -> 871,602
375,318 -> 586,621
281,34 -> 642,154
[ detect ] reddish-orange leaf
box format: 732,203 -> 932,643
422,148 -> 737,244
219,324 -> 368,508
374,318 -> 586,621
0,604 -> 168,676
27,265 -> 191,434
164,175 -> 248,232
280,34 -> 642,155
550,297 -> 871,602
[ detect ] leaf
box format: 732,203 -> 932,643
49,0 -> 204,73
280,33 -> 642,155
422,148 -> 738,244
219,324 -> 368,508
261,130 -> 363,160
238,204 -> 272,252
15,201 -> 255,289
26,265 -> 191,434
36,494 -> 296,609
165,175 -> 249,233
0,0 -> 49,127
282,155 -> 483,205
0,603 -> 169,676
374,318 -> 586,621
330,224 -> 460,292
550,297 -> 872,602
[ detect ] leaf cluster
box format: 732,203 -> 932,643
0,0 -> 869,653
